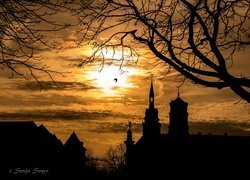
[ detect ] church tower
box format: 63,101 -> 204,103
168,92 -> 189,140
124,122 -> 134,169
143,79 -> 161,139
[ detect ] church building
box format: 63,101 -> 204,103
124,80 -> 250,178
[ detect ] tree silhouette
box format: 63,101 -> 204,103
77,0 -> 250,102
103,143 -> 126,174
0,0 -> 76,84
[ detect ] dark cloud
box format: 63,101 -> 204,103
0,93 -> 92,107
1,111 -> 249,136
189,121 -> 250,136
14,81 -> 96,91
87,120 -> 250,135
161,121 -> 250,136
91,122 -> 142,133
0,109 -> 139,121
57,55 -> 85,62
56,55 -> 87,68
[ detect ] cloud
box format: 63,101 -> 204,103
188,121 -> 250,135
91,122 -> 142,133
0,109 -> 139,121
188,101 -> 250,122
55,55 -> 88,68
57,55 -> 85,62
0,93 -> 95,108
160,121 -> 250,136
14,81 -> 96,91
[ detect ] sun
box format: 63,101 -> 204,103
86,65 -> 139,97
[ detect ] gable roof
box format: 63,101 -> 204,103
64,131 -> 86,150
0,121 -> 63,148
38,124 -> 63,147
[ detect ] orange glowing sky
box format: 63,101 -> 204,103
0,43 -> 249,156
0,2 -> 249,156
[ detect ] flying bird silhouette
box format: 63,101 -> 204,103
113,78 -> 118,83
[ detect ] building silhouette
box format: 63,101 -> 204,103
125,80 -> 250,178
169,93 -> 189,140
142,80 -> 161,139
124,122 -> 134,171
0,121 -> 86,178
63,131 -> 86,176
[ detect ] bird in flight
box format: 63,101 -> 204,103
113,78 -> 118,83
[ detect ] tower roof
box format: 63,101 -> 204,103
65,131 -> 85,150
170,96 -> 188,106
127,122 -> 132,136
125,121 -> 134,143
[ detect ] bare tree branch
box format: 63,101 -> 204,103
0,0 -> 78,85
77,0 -> 250,102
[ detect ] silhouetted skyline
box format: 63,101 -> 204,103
1,80 -> 249,178
0,0 -> 249,158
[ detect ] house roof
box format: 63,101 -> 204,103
38,124 -> 63,147
65,131 -> 86,150
0,121 -> 63,148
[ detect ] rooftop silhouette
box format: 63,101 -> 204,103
0,121 -> 86,178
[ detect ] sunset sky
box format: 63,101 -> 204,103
0,1 -> 249,156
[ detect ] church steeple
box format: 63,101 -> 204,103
124,122 -> 134,168
143,78 -> 161,139
149,79 -> 155,109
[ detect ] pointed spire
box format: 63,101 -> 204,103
177,86 -> 180,98
124,121 -> 134,168
149,75 -> 154,109
126,121 -> 133,144
128,121 -> 132,130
